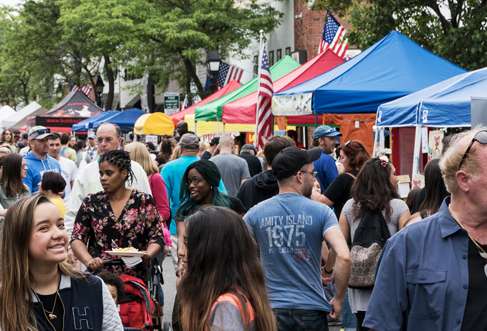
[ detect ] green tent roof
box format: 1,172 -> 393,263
195,55 -> 300,121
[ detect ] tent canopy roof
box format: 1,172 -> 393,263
171,81 -> 241,125
377,67 -> 487,127
275,31 -> 465,114
93,108 -> 145,131
72,111 -> 119,132
222,50 -> 344,124
195,56 -> 300,122
46,89 -> 103,118
4,102 -> 46,129
135,112 -> 174,135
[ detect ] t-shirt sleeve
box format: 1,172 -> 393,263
321,205 -> 338,237
241,160 -> 250,180
210,302 -> 247,331
324,174 -> 350,205
390,199 -> 410,227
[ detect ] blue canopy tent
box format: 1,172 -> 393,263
377,67 -> 487,128
72,111 -> 119,132
273,31 -> 465,116
92,108 -> 145,132
376,67 -> 487,175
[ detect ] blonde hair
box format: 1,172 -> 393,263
171,145 -> 182,160
0,194 -> 81,331
440,128 -> 484,194
218,134 -> 234,149
125,142 -> 159,175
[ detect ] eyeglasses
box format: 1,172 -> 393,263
457,130 -> 487,170
299,170 -> 317,177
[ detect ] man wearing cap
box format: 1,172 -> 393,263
23,126 -> 62,193
313,125 -> 341,192
84,132 -> 98,164
244,146 -> 351,331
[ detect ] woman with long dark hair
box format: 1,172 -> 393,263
314,140 -> 370,218
0,195 -> 122,331
71,150 -> 165,282
405,159 -> 449,226
337,158 -> 410,330
0,153 -> 30,210
178,206 -> 276,331
0,129 -> 17,153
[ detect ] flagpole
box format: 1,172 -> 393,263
255,30 -> 264,148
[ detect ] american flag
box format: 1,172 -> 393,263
318,13 -> 349,58
217,62 -> 244,88
255,44 -> 273,150
72,85 -> 96,101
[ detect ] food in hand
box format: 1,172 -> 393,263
112,247 -> 139,252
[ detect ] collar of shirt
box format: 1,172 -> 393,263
437,197 -> 463,239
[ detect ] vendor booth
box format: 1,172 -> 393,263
0,105 -> 18,129
92,108 -> 145,132
274,30 -> 465,157
36,89 -> 103,132
376,67 -> 487,175
72,111 -> 119,132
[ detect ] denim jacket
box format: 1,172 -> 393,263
364,198 -> 470,331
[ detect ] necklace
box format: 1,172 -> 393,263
33,290 -> 65,331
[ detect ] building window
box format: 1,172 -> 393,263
269,51 -> 275,65
285,47 -> 292,55
254,55 -> 258,75
277,49 -> 282,60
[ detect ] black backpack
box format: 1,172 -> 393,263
348,209 -> 390,289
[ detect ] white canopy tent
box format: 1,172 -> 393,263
1,102 -> 45,129
0,106 -> 17,128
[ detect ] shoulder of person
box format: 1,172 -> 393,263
390,198 -> 409,210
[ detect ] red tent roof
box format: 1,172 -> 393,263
171,80 -> 241,125
222,50 -> 344,124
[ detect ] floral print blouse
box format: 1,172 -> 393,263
72,190 -> 165,280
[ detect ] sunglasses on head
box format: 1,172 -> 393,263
457,130 -> 487,170
34,128 -> 50,136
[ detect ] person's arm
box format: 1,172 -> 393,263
240,162 -> 251,183
65,168 -> 87,236
143,194 -> 165,257
71,239 -> 103,270
398,210 -> 412,229
311,191 -> 334,206
324,225 -> 351,319
149,174 -> 171,221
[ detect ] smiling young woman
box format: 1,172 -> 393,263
0,194 -> 123,331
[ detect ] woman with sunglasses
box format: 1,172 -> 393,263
0,195 -> 123,331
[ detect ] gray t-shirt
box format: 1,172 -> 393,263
342,198 -> 409,313
210,154 -> 250,197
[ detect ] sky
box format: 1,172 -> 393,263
0,0 -> 22,6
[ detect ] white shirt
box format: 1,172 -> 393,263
58,156 -> 77,201
65,160 -> 152,236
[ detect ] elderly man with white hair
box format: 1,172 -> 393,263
363,128 -> 487,331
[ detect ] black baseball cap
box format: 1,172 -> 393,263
272,146 -> 322,180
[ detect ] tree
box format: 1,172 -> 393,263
317,0 -> 487,70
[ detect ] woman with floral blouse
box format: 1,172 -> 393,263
71,150 -> 165,282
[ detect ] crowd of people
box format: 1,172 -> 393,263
0,121 -> 485,331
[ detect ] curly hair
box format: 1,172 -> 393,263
99,150 -> 134,184
341,140 -> 370,175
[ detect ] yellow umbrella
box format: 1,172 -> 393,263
134,112 -> 174,135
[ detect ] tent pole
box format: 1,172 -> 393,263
412,125 -> 422,177
373,125 -> 379,156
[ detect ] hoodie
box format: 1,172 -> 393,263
237,170 -> 278,210
23,151 -> 62,193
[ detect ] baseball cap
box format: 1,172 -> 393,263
28,126 -> 53,140
312,125 -> 342,139
87,132 -> 96,139
179,133 -> 200,150
272,146 -> 322,180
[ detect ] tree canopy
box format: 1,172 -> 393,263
0,0 -> 281,109
317,0 -> 487,70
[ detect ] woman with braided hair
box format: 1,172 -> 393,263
71,150 -> 165,281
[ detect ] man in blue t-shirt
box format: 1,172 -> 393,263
244,146 -> 351,331
312,125 -> 341,192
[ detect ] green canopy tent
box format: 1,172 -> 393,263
195,56 -> 300,122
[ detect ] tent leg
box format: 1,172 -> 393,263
412,125 -> 422,177
373,126 -> 379,156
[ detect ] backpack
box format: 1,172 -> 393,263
348,209 -> 390,289
119,274 -> 155,330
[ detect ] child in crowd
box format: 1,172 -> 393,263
40,171 -> 66,217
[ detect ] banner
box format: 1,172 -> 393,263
272,93 -> 313,116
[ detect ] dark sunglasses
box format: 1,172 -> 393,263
458,130 -> 487,170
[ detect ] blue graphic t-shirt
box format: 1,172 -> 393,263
244,193 -> 338,311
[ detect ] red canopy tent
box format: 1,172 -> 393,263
222,50 -> 344,125
171,81 -> 241,125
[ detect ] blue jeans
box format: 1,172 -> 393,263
273,308 -> 329,331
